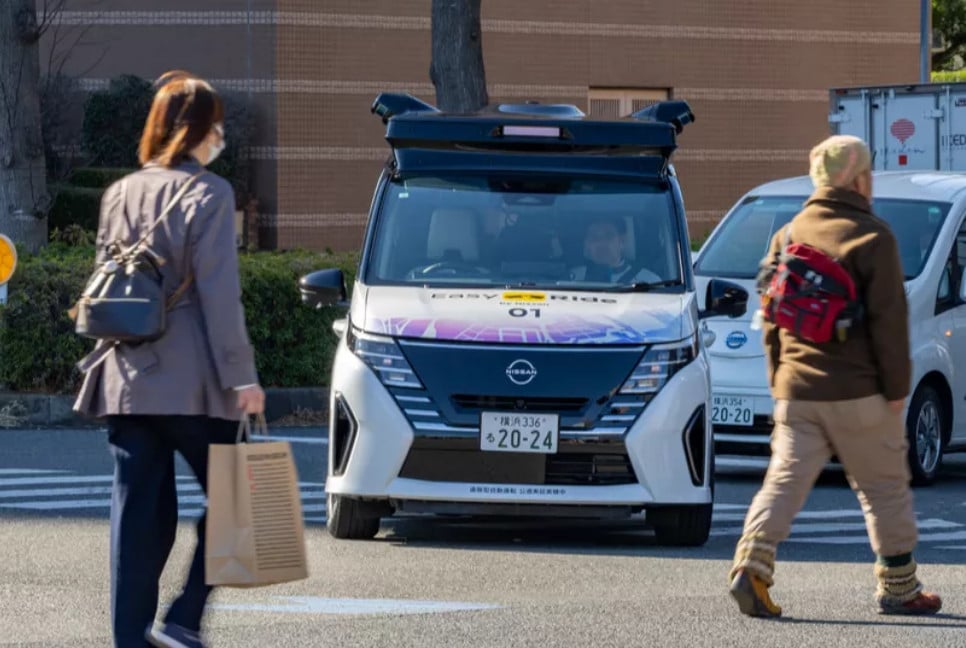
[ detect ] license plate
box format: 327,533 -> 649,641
711,395 -> 754,426
480,412 -> 559,454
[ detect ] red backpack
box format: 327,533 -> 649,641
758,226 -> 861,343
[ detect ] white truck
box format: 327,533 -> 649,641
829,82 -> 966,172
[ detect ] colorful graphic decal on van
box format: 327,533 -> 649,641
368,312 -> 681,345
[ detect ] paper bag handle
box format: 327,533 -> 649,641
236,413 -> 269,443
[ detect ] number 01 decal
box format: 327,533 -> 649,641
509,308 -> 541,318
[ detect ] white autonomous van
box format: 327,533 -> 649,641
694,171 -> 966,486
299,93 -> 748,545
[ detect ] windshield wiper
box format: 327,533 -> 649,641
610,279 -> 683,292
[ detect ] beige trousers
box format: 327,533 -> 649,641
738,395 -> 918,568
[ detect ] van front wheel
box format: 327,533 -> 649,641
649,503 -> 712,547
326,493 -> 381,539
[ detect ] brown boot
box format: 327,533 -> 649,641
729,569 -> 783,618
877,591 -> 942,616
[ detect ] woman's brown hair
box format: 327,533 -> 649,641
138,72 -> 224,167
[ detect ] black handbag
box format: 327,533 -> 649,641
71,171 -> 204,343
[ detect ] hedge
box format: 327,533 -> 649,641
47,183 -> 103,233
931,70 -> 966,83
0,243 -> 358,394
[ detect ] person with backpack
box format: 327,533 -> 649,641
72,71 -> 265,647
727,134 -> 943,618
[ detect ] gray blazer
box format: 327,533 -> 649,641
73,159 -> 259,421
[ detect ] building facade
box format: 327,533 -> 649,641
47,1 -> 921,251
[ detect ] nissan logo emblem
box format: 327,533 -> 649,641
506,359 -> 537,385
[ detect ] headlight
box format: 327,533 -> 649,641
619,337 -> 697,396
346,327 -> 423,389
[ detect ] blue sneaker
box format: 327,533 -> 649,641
146,622 -> 205,648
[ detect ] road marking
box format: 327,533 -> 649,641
259,435 -> 328,445
711,518 -> 960,537
713,509 -> 866,523
786,530 -> 966,544
715,457 -> 771,469
208,595 -> 501,615
712,503 -> 747,511
0,475 -> 115,487
0,469 -> 69,475
0,491 -> 328,511
0,483 -> 203,499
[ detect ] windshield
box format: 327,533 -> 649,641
365,174 -> 685,291
694,195 -> 953,280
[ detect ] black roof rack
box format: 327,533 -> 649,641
370,92 -> 694,155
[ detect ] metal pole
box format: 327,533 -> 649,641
921,0 -> 931,83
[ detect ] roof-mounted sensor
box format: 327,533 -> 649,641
371,93 -> 440,124
629,100 -> 696,134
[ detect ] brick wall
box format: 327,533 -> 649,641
45,0 -> 920,249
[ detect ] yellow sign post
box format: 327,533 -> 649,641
0,234 -> 17,305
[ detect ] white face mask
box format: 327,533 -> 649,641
206,125 -> 225,165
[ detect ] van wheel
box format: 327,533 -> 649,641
326,493 -> 381,539
905,385 -> 946,487
649,503 -> 712,547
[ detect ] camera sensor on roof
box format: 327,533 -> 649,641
502,125 -> 562,137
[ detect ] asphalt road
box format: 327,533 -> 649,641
1,425 -> 965,647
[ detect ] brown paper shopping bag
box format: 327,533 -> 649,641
205,415 -> 308,587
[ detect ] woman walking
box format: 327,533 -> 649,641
73,71 -> 265,647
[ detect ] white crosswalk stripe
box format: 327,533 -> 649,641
1,469 -> 961,546
0,469 -> 328,523
712,502 -> 966,548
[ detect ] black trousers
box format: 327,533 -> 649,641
106,415 -> 237,647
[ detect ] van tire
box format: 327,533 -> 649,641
905,385 -> 946,487
326,493 -> 381,539
649,503 -> 712,547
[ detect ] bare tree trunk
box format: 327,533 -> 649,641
430,0 -> 489,113
0,0 -> 48,253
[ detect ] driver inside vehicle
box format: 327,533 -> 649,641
570,215 -> 660,284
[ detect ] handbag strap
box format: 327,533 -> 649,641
124,170 -> 206,259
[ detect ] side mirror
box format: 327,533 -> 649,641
298,268 -> 348,309
959,267 -> 966,302
699,278 -> 748,319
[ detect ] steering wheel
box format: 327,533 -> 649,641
408,261 -> 491,279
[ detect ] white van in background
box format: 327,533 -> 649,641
693,171 -> 966,485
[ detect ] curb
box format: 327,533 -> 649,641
0,387 -> 329,428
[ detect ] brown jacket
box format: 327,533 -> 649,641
759,186 -> 911,402
73,159 -> 259,420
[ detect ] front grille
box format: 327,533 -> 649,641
398,439 -> 637,486
545,453 -> 636,485
452,394 -> 589,413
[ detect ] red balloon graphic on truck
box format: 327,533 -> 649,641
890,118 -> 915,144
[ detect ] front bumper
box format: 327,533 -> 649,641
325,338 -> 713,511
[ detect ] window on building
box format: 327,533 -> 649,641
587,88 -> 670,118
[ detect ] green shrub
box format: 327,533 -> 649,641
0,242 -> 96,393
239,250 -> 358,388
47,183 -> 103,232
931,70 -> 966,83
0,244 -> 359,394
